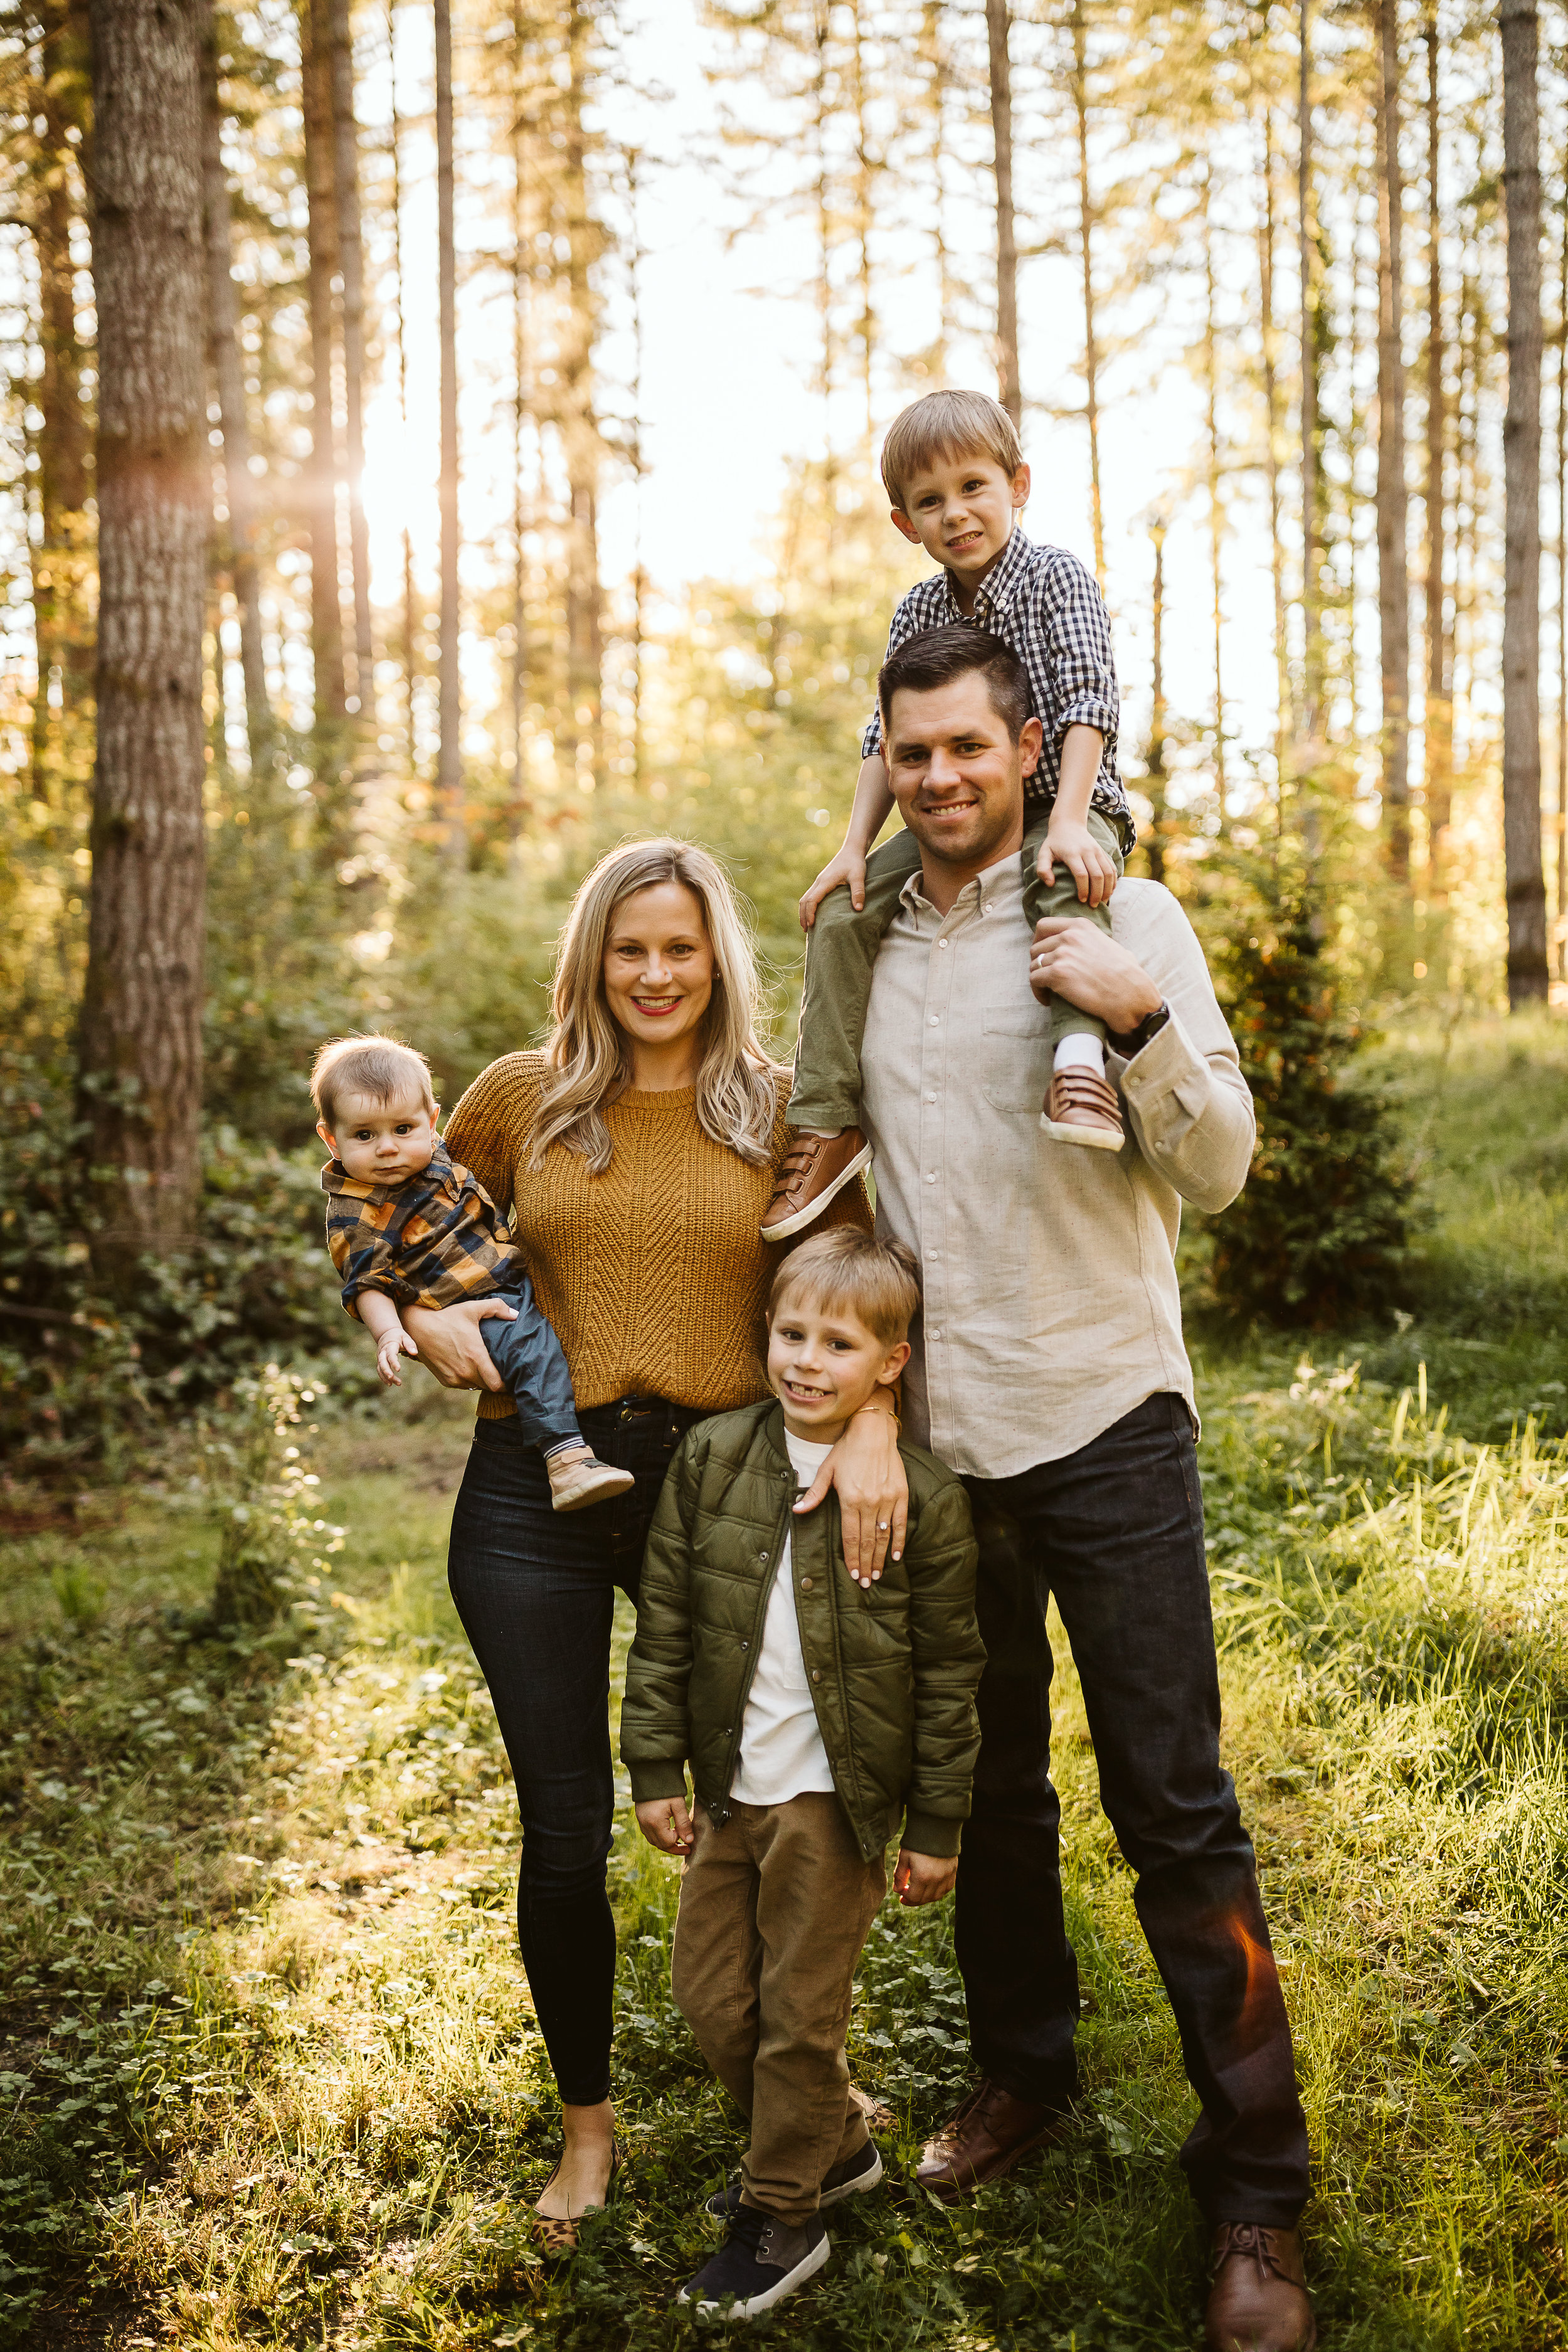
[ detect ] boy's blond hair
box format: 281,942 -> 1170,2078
311,1033 -> 435,1130
768,1229 -> 921,1350
880,388 -> 1025,512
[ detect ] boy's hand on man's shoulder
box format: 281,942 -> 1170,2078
893,1848 -> 958,1907
635,1794 -> 695,1857
1038,817 -> 1118,908
799,841 -> 869,930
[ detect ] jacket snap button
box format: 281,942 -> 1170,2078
810,1670 -> 820,1683
741,1640 -> 749,1650
800,1576 -> 813,1591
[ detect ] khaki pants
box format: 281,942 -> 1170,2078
672,1793 -> 887,2225
787,803 -> 1131,1132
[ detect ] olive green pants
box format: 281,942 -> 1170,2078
787,804 -> 1130,1133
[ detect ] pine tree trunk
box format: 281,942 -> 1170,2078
1298,0 -> 1322,738
78,0 -> 209,1265
1500,0 -> 1547,1006
435,0 -> 463,863
1202,170 -> 1226,828
848,0 -> 876,442
301,0 -> 346,731
561,0 -> 601,782
985,0 -> 1020,430
1145,516 -> 1169,884
329,0 -> 373,711
510,1 -> 529,835
202,22 -> 271,775
29,0 -> 92,805
1071,3 -> 1104,585
1375,0 -> 1410,881
1256,65 -> 1291,791
919,0 -> 955,373
388,0 -> 416,773
1423,6 -> 1451,858
1557,197 -> 1567,972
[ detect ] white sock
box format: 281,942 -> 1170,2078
1054,1034 -> 1106,1076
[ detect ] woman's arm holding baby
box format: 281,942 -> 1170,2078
401,1298 -> 517,1390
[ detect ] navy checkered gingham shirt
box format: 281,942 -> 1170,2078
861,527 -> 1130,830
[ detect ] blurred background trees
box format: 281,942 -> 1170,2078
1,0 -> 1565,1452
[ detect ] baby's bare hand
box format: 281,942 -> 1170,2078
376,1328 -> 418,1386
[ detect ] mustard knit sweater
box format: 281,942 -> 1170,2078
443,1052 -> 870,1420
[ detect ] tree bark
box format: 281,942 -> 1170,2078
1202,168 -> 1226,829
78,0 -> 209,1262
300,0 -> 346,731
202,16 -> 271,775
1375,0 -> 1410,880
1557,193 -> 1567,972
1145,514 -> 1170,884
510,0 -> 530,832
1071,1 -> 1104,584
329,0 -> 373,711
28,0 -> 92,805
1298,0 -> 1322,738
985,0 -> 1020,430
435,0 -> 463,862
1500,0 -> 1547,1005
1423,5 -> 1451,858
387,0 -> 416,773
561,0 -> 602,784
1249,8 -> 1291,793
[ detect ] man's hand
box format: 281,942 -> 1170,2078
1037,817 -> 1118,908
795,1402 -> 908,1584
893,1849 -> 958,1907
635,1794 -> 694,1856
400,1298 -> 517,1391
1029,918 -> 1163,1034
376,1325 -> 419,1386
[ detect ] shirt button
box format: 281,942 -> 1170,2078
928,1015 -> 940,1027
926,1172 -> 937,1185
930,1330 -> 942,1341
938,938 -> 948,950
800,1576 -> 814,1591
924,1093 -> 936,1104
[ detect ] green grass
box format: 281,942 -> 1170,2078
4,1017 -> 1568,2347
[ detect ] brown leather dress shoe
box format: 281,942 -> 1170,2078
913,2079 -> 1067,2201
1205,2223 -> 1316,2352
1041,1067 -> 1125,1150
760,1128 -> 872,1240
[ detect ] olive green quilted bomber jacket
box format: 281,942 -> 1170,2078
620,1399 -> 985,1861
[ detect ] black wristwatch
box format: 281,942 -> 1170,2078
1109,1000 -> 1170,1059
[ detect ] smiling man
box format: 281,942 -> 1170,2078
855,627 -> 1316,2352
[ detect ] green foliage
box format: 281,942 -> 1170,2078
1208,850 -> 1417,1326
204,1367 -> 345,1630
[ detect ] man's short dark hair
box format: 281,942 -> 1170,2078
877,625 -> 1031,743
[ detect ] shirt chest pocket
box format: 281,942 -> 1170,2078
980,1005 -> 1054,1113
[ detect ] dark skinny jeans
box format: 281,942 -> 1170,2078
958,1392 -> 1311,2225
447,1394 -> 703,2106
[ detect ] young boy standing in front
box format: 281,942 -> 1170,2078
761,386 -> 1136,1242
622,1229 -> 983,2319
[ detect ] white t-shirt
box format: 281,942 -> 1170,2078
730,1429 -> 837,1807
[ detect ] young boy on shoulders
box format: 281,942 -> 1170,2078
621,1228 -> 984,2319
762,385 -> 1135,1242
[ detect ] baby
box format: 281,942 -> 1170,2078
311,1032 -> 633,1513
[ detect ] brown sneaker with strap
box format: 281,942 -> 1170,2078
1205,2223 -> 1316,2352
1041,1067 -> 1125,1150
760,1128 -> 872,1241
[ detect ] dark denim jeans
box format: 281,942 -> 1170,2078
447,1394 -> 703,2106
959,1392 -> 1310,2225
478,1276 -> 580,1456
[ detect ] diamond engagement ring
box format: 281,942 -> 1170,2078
877,1520 -> 889,1530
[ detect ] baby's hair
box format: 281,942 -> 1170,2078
768,1228 -> 921,1350
880,388 -> 1025,512
879,623 -> 1030,744
311,1033 -> 435,1131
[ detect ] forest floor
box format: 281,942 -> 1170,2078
4,1012 -> 1568,2350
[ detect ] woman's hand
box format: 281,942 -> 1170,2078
795,1400 -> 908,1586
401,1299 -> 516,1392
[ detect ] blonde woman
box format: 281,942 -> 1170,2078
403,839 -> 904,2246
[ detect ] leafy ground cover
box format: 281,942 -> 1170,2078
4,1016 -> 1568,2349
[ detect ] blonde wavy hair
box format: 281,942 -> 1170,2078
529,837 -> 784,1173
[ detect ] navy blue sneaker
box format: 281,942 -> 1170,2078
677,2204 -> 830,2318
703,2135 -> 883,2221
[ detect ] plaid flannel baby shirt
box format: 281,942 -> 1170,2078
322,1138 -> 522,1320
861,526 -> 1131,831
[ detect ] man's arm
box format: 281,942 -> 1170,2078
1029,887 -> 1255,1213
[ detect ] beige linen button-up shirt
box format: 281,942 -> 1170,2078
859,855 -> 1254,1478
